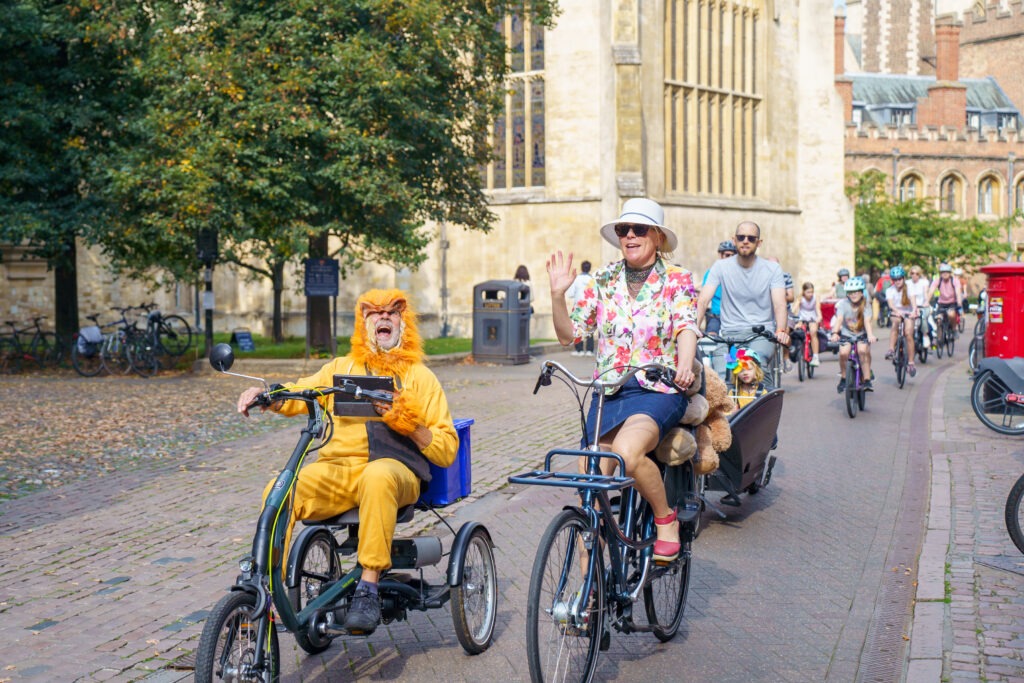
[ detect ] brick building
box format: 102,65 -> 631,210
836,8 -> 1024,266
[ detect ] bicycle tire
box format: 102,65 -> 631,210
1005,473 -> 1024,556
970,370 -> 1024,436
195,589 -> 280,683
526,508 -> 604,683
644,464 -> 694,642
845,362 -> 858,418
0,338 -> 22,374
945,321 -> 955,357
286,528 -> 340,655
157,314 -> 193,356
797,354 -> 805,382
858,383 -> 867,410
128,336 -> 159,377
935,324 -> 944,359
30,332 -> 61,368
451,526 -> 499,654
70,336 -> 104,377
895,340 -> 907,389
101,334 -> 132,375
968,336 -> 983,372
958,312 -> 966,334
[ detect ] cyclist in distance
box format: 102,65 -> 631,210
907,265 -> 932,348
833,268 -> 851,298
235,289 -> 459,635
830,277 -> 877,392
547,197 -> 699,562
795,282 -> 823,367
927,263 -> 963,334
884,266 -> 919,377
701,240 -> 737,335
697,220 -> 790,365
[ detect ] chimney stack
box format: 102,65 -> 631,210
834,12 -> 854,123
916,15 -> 966,129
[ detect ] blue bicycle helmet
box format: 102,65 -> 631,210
890,265 -> 906,279
837,268 -> 850,277
844,276 -> 866,293
718,240 -> 736,253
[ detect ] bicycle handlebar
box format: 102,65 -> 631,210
245,381 -> 396,412
532,359 -> 678,395
701,324 -> 781,347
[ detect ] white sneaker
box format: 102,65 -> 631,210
571,351 -> 583,357
584,351 -> 594,356
810,354 -> 820,367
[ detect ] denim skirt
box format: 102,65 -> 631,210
582,376 -> 688,448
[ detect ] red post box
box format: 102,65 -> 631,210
981,263 -> 1024,359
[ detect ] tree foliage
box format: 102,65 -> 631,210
846,170 -> 1004,275
101,0 -> 559,340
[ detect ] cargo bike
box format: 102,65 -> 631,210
195,344 -> 497,682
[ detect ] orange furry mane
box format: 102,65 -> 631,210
349,288 -> 424,376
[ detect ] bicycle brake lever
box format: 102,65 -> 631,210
533,366 -> 553,394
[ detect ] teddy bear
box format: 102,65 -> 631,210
654,360 -> 732,475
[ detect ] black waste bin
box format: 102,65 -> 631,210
472,280 -> 531,365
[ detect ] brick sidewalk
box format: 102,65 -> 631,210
906,363 -> 1024,682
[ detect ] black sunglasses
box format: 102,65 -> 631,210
614,224 -> 652,238
734,234 -> 758,243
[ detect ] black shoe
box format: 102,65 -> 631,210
837,379 -> 846,393
342,587 -> 381,634
863,379 -> 874,391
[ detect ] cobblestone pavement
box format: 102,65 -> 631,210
0,345 -> 1021,681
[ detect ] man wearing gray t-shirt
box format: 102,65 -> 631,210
697,221 -> 791,369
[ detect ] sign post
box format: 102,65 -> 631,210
304,258 -> 340,359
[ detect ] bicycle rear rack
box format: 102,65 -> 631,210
508,448 -> 635,492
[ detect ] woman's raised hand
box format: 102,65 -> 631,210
546,251 -> 576,297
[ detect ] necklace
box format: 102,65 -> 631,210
625,263 -> 654,284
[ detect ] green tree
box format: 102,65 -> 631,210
846,170 -> 1003,275
105,0 -> 559,343
0,0 -> 148,340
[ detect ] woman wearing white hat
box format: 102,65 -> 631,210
547,198 -> 699,562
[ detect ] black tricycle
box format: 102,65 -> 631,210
195,344 -> 498,682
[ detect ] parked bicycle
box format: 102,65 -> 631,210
1005,472 -> 1024,556
138,302 -> 193,366
195,344 -> 497,682
969,293 -> 987,373
71,307 -> 158,377
509,360 -> 698,683
970,357 -> 1024,436
0,316 -> 64,373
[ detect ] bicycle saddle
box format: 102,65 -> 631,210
302,504 -> 416,527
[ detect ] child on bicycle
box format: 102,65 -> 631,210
831,277 -> 878,392
884,266 -> 918,377
728,348 -> 766,410
795,282 -> 822,367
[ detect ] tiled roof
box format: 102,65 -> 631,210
849,73 -> 1018,111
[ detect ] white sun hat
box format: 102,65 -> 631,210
599,198 -> 678,252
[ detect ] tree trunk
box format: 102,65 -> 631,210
271,261 -> 285,344
53,235 -> 79,345
307,233 -> 332,349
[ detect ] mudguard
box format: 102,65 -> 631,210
446,522 -> 494,587
285,525 -> 335,589
976,357 -> 1024,394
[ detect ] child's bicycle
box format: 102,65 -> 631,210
508,360 -> 699,683
837,333 -> 869,418
195,344 -> 498,682
791,321 -> 816,382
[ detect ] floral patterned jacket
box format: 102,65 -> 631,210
569,257 -> 699,394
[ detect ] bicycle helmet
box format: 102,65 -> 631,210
939,263 -> 952,273
890,265 -> 906,279
718,240 -> 736,253
837,268 -> 850,277
844,277 -> 866,293
953,267 -> 963,276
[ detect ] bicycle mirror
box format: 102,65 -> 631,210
210,343 -> 235,372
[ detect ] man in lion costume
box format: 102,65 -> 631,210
236,289 -> 458,634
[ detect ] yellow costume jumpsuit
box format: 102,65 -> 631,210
267,357 -> 458,572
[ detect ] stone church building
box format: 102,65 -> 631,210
3,0 -> 853,341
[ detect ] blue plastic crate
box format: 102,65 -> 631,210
419,418 -> 474,506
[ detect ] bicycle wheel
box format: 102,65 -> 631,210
968,336 -> 983,372
0,338 -> 22,374
286,528 -> 340,655
70,336 -> 104,377
30,332 -> 61,368
128,336 -> 159,377
970,370 -> 1024,436
958,312 -> 966,334
101,335 -> 132,375
451,526 -> 498,654
895,341 -> 907,389
945,321 -> 955,357
157,314 -> 193,356
1005,473 -> 1024,556
644,469 -> 693,642
917,331 -> 929,363
526,508 -> 604,683
797,354 -> 805,382
935,326 -> 944,359
195,589 -> 280,683
857,384 -> 867,410
845,363 -> 858,418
